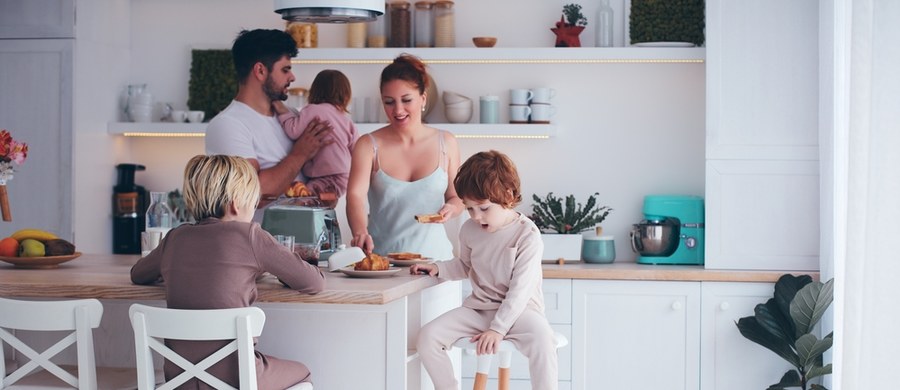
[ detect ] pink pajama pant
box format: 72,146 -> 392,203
417,306 -> 558,390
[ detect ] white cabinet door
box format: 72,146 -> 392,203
701,282 -> 794,390
705,160 -> 819,270
705,0 -> 821,271
0,0 -> 75,39
706,0 -> 819,161
572,280 -> 700,390
0,39 -> 73,240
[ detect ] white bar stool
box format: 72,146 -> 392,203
0,297 -> 148,389
453,332 -> 568,390
129,304 -> 311,390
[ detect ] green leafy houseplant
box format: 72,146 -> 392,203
736,274 -> 834,390
629,0 -> 705,46
187,49 -> 238,121
562,3 -> 588,27
530,192 -> 611,234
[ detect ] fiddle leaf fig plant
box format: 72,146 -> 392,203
736,274 -> 834,390
530,192 -> 611,234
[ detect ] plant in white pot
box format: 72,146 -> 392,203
530,192 -> 612,261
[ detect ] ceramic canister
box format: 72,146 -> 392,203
479,95 -> 499,124
582,235 -> 616,263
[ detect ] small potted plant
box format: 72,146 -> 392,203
531,192 -> 612,260
551,3 -> 588,47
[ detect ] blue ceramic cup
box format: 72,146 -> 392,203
582,235 -> 616,263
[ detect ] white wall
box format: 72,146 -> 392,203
85,0 -> 705,260
73,0 -> 133,252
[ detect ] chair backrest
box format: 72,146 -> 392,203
128,304 -> 266,390
0,297 -> 103,389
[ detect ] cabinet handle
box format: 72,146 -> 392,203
719,302 -> 730,311
671,301 -> 683,311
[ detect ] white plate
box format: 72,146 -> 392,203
632,42 -> 696,47
389,258 -> 434,267
339,267 -> 402,278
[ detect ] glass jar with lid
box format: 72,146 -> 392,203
286,22 -> 318,48
347,22 -> 367,48
367,12 -> 387,47
389,1 -> 411,47
414,1 -> 433,48
433,0 -> 455,47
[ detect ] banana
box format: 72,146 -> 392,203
10,228 -> 58,242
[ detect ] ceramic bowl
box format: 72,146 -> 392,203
442,91 -> 471,105
445,106 -> 473,123
472,37 -> 497,48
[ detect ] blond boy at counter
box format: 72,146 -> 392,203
410,150 -> 558,390
131,155 -> 325,389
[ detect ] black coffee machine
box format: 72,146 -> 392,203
113,163 -> 147,254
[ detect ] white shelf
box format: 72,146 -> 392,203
108,122 -> 556,139
108,122 -> 206,136
292,47 -> 705,64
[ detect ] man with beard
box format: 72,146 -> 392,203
206,29 -> 333,220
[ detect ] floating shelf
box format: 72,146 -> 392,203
108,122 -> 556,139
292,47 -> 705,65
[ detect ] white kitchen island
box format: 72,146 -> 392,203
0,254 -> 459,389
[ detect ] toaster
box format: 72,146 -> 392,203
261,198 -> 342,260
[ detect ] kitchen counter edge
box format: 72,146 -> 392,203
541,262 -> 819,282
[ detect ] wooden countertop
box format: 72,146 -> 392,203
0,254 -> 442,305
540,261 -> 818,282
0,255 -> 818,305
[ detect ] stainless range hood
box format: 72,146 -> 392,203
275,0 -> 384,23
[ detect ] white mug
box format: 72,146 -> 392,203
509,104 -> 532,123
531,87 -> 557,104
170,110 -> 187,123
529,103 -> 556,123
509,89 -> 534,105
187,110 -> 205,123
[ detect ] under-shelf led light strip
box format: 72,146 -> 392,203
122,132 -> 205,137
293,59 -> 704,65
122,133 -> 549,139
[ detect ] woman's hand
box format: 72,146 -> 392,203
351,231 -> 374,254
435,202 -> 459,223
410,263 -> 438,276
471,330 -> 503,355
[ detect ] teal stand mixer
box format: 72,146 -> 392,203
631,195 -> 704,265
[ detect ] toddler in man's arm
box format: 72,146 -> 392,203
274,69 -> 359,197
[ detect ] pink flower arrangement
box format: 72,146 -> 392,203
0,129 -> 28,184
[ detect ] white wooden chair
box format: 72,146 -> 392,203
0,297 -> 139,389
453,331 -> 568,390
128,304 -> 311,390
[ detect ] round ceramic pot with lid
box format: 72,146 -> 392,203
582,235 -> 616,263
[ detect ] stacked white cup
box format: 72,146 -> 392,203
509,89 -> 533,123
127,90 -> 154,123
529,87 -> 556,123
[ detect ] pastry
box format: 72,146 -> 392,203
354,253 -> 390,271
285,181 -> 313,197
387,252 -> 421,260
414,214 -> 443,223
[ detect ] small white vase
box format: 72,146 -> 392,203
540,234 -> 583,260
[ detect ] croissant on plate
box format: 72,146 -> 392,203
354,253 -> 390,271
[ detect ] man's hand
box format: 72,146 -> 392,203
290,117 -> 334,161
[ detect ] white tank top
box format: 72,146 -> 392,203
366,131 -> 454,260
